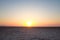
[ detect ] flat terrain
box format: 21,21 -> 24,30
0,26 -> 60,40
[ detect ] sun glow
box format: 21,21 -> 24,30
22,19 -> 36,27
26,21 -> 32,26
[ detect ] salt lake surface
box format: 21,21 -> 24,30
0,27 -> 60,40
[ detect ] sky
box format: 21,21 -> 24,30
0,0 -> 60,26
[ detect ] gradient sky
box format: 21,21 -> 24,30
0,0 -> 60,26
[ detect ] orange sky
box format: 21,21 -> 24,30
0,18 -> 60,26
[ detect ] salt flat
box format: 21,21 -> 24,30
0,27 -> 60,40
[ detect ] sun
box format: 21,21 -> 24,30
23,20 -> 35,27
26,21 -> 32,26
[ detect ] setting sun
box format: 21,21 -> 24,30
26,21 -> 32,26
22,19 -> 36,27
